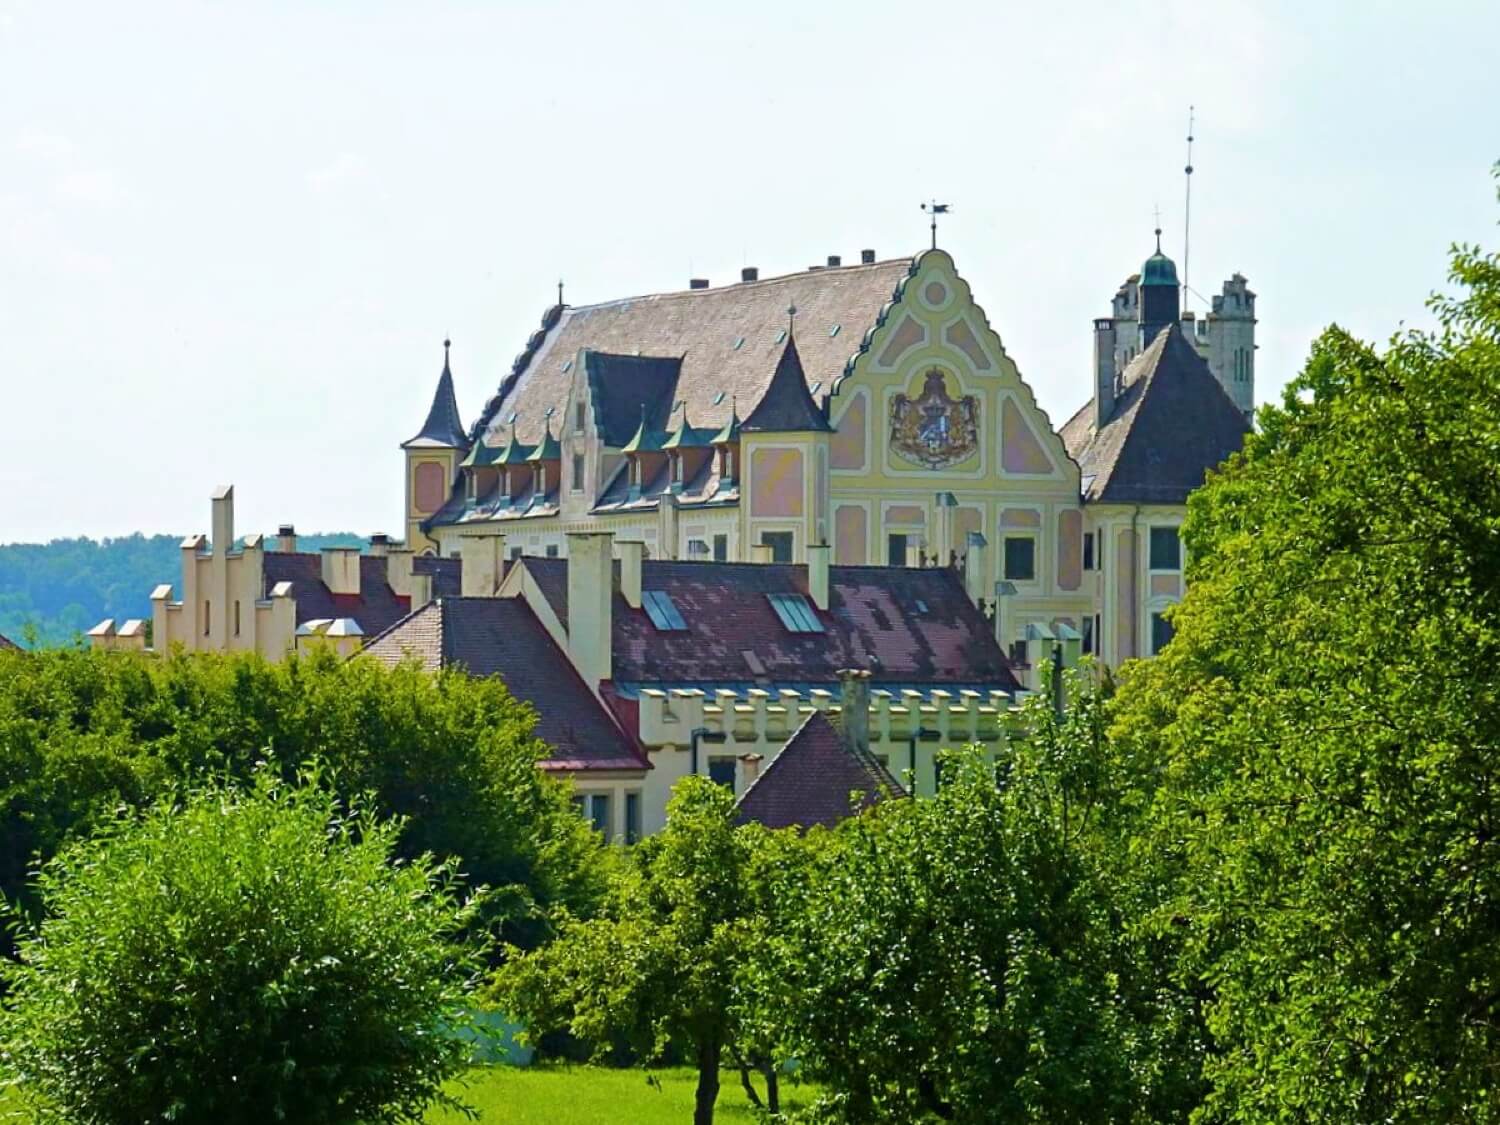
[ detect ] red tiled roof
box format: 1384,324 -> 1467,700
261,553 -> 460,637
523,558 -> 1019,690
734,711 -> 905,830
362,597 -> 646,772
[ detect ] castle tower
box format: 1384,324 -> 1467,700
401,340 -> 468,554
1203,274 -> 1257,419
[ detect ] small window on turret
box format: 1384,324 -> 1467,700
571,453 -> 585,492
574,401 -> 585,433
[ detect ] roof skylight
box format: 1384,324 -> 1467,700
768,592 -> 823,634
642,590 -> 688,631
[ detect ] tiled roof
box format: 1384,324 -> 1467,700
260,553 -> 461,637
469,256 -> 916,450
741,336 -> 832,433
1060,322 -> 1250,505
362,598 -> 645,772
405,347 -> 469,449
734,711 -> 905,830
523,558 -> 1020,690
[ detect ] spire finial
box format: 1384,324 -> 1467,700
557,279 -> 564,307
1152,203 -> 1162,253
787,302 -> 798,339
443,337 -> 452,371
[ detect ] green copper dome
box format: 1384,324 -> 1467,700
1141,245 -> 1179,288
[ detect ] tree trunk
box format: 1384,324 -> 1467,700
732,1047 -> 763,1109
764,1062 -> 781,1116
694,1034 -> 723,1125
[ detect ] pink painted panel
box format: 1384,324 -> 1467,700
944,318 -> 992,370
1116,529 -> 1137,660
1002,399 -> 1054,474
1057,509 -> 1083,591
1001,508 -> 1041,528
750,448 -> 804,518
830,392 -> 867,470
414,462 -> 447,514
1150,574 -> 1182,598
835,505 -> 868,565
877,315 -> 926,367
885,505 -> 925,526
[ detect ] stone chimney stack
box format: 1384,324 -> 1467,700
277,524 -> 297,553
963,531 -> 988,605
806,542 -> 830,611
567,531 -> 614,688
369,533 -> 390,558
751,544 -> 773,564
617,540 -> 644,609
837,668 -> 872,756
211,485 -> 234,556
320,547 -> 361,595
1093,318 -> 1117,430
460,533 -> 505,597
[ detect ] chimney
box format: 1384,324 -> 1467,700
277,524 -> 297,553
689,278 -> 709,290
741,266 -> 758,283
905,538 -> 925,569
860,249 -> 876,265
837,668 -> 872,756
617,540 -> 644,609
409,571 -> 434,612
386,546 -> 415,597
751,544 -> 774,564
826,255 -> 841,268
567,531 -> 614,688
1093,318 -> 1117,430
321,547 -> 362,595
741,753 -> 764,784
806,542 -> 830,611
460,533 -> 505,597
211,485 -> 234,556
369,533 -> 390,558
964,531 -> 988,605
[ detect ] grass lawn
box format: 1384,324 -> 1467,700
429,1063 -> 820,1123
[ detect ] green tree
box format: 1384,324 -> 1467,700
1109,217 -> 1500,1120
0,647 -> 605,955
0,769 -> 480,1124
775,721 -> 1140,1124
491,778 -> 771,1125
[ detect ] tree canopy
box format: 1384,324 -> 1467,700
1109,230 -> 1500,1120
0,769 -> 480,1124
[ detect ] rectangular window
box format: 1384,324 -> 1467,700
1003,536 -> 1036,581
574,401 -> 585,434
642,590 -> 688,631
1082,531 -> 1095,571
625,792 -> 641,845
545,544 -> 559,558
1081,615 -> 1095,655
707,757 -> 737,792
571,453 -> 585,493
510,546 -> 524,561
233,601 -> 241,637
713,534 -> 728,562
768,592 -> 824,633
1008,639 -> 1029,666
203,600 -> 211,636
1149,527 -> 1182,570
887,533 -> 908,568
761,531 -> 793,563
1151,611 -> 1176,654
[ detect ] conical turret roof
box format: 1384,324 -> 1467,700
403,340 -> 469,449
741,336 -> 831,433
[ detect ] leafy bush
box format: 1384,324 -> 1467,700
0,770 -> 479,1124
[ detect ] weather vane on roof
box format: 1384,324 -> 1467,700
920,201 -> 950,250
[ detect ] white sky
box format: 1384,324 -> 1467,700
2,0 -> 1497,543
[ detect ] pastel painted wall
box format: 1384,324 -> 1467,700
749,447 -> 805,518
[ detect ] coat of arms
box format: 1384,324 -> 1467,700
890,370 -> 980,470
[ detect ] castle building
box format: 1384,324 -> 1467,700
405,242 -> 1252,678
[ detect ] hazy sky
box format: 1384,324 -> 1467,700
2,1 -> 1497,543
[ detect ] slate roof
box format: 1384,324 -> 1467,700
362,598 -> 645,772
734,711 -> 905,830
585,352 -> 682,447
522,558 -> 1020,690
468,256 -> 916,450
1060,322 -> 1250,505
260,553 -> 461,637
741,336 -> 832,433
405,346 -> 469,449
0,633 -> 19,652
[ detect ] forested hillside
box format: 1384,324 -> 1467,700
0,532 -> 367,648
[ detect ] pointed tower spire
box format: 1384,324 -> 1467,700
403,339 -> 468,449
741,335 -> 832,434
